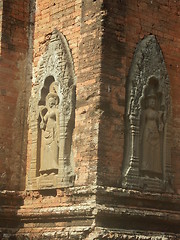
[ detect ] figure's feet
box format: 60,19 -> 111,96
50,172 -> 56,176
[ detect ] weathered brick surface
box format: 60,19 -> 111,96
0,0 -> 30,190
24,0 -> 103,236
98,0 -> 126,187
1,0 -> 180,239
0,1 -> 3,54
142,0 -> 180,190
98,0 -> 180,193
74,0 -> 103,186
27,0 -> 103,187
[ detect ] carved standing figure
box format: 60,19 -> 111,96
140,91 -> 163,176
39,92 -> 59,175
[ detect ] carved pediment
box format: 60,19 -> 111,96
127,35 -> 170,119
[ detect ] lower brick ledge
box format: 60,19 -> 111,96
0,185 -> 179,200
1,227 -> 180,240
0,186 -> 180,238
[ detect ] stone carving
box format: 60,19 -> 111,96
27,29 -> 76,190
39,88 -> 59,175
140,84 -> 163,176
122,35 -> 173,192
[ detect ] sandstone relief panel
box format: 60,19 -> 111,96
122,35 -> 173,192
140,83 -> 164,177
27,29 -> 76,190
39,86 -> 59,175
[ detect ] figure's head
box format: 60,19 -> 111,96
46,93 -> 59,108
147,96 -> 156,109
146,88 -> 157,109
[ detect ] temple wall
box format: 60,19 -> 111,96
17,0 -> 103,237
99,0 -> 180,192
0,0 -> 30,190
0,0 -> 180,239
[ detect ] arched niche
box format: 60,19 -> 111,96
27,29 -> 76,190
122,35 -> 173,193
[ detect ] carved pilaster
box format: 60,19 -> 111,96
123,116 -> 140,189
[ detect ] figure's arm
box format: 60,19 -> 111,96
44,112 -> 49,122
39,106 -> 47,129
158,111 -> 164,132
140,110 -> 146,141
56,110 -> 60,144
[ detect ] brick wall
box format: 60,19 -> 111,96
27,0 -> 81,187
27,0 -> 104,187
1,0 -> 180,238
21,0 -> 104,234
98,0 -> 126,187
0,1 -> 3,54
75,0 -> 103,186
0,0 -> 180,197
125,0 -> 180,192
0,0 -> 30,190
98,0 -> 180,192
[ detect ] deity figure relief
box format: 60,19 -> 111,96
27,30 -> 76,190
39,92 -> 59,175
140,90 -> 164,176
122,36 -> 172,192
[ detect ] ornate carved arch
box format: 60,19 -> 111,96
27,29 -> 76,190
122,35 -> 173,192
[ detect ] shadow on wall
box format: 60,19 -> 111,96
0,0 -> 35,237
0,0 -> 36,191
